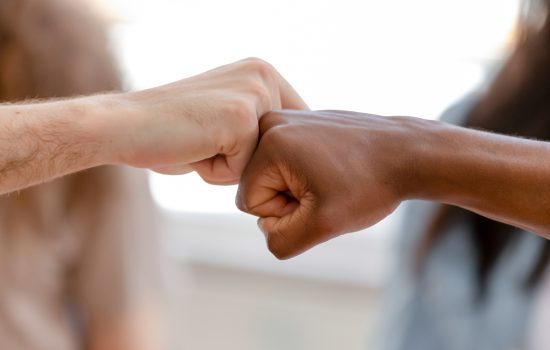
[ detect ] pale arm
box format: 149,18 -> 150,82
0,58 -> 307,195
0,97 -> 113,194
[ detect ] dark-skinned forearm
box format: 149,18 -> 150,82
405,120 -> 550,236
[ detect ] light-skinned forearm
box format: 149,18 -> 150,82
0,96 -> 119,195
0,58 -> 307,195
404,119 -> 550,237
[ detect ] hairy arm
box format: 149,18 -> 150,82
0,58 -> 307,195
0,97 -> 113,194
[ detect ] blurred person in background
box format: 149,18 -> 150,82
375,0 -> 550,349
0,0 -> 165,349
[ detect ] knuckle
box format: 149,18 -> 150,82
266,233 -> 293,260
263,219 -> 301,260
271,250 -> 292,261
242,57 -> 272,70
317,219 -> 335,238
222,99 -> 258,137
235,197 -> 246,212
235,187 -> 251,213
198,173 -> 224,186
258,111 -> 276,132
241,57 -> 276,81
258,111 -> 290,136
249,81 -> 272,110
223,99 -> 254,119
203,178 -> 222,185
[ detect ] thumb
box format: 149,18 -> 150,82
236,155 -> 291,217
237,132 -> 322,259
193,122 -> 259,185
192,155 -> 239,185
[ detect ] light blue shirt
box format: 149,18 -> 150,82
375,93 -> 547,350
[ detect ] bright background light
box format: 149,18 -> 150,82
94,1 -> 521,348
104,0 -> 518,214
99,0 -> 520,286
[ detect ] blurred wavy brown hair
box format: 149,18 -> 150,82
0,0 -> 124,230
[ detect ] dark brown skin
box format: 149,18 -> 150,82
237,110 -> 411,258
237,110 -> 550,259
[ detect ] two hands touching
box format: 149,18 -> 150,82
118,58 -> 415,258
111,58 -> 307,184
5,58 -> 548,259
115,58 -> 407,258
115,58 -> 550,259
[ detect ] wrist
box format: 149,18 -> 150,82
75,93 -> 135,167
392,117 -> 461,202
399,118 -> 501,208
0,96 -> 122,193
99,84 -> 200,169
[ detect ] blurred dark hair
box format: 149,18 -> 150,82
417,0 -> 550,301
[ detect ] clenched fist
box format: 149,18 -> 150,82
0,58 -> 308,194
236,110 -> 421,259
238,110 -> 550,259
115,58 -> 308,185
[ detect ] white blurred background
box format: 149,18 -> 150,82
91,0 -> 520,348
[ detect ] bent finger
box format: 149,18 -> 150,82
152,163 -> 193,175
192,156 -> 239,185
274,71 -> 309,110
